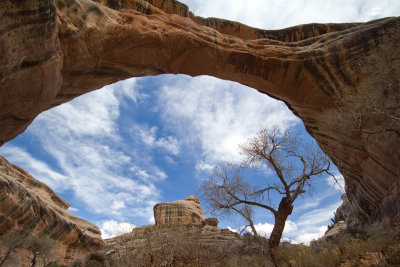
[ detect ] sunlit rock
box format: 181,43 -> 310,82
0,156 -> 103,265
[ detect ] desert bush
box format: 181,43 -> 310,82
103,223 -> 400,266
105,225 -> 271,266
275,223 -> 400,266
0,231 -> 60,267
278,243 -> 340,267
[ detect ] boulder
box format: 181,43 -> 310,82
203,217 -> 219,227
325,221 -> 347,239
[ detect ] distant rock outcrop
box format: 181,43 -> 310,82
0,0 -> 399,227
105,196 -> 243,264
325,221 -> 347,239
154,195 -> 207,225
0,156 -> 103,265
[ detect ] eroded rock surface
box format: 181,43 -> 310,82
0,155 -> 103,265
0,0 -> 399,226
154,195 -> 207,225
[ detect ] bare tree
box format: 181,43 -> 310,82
199,127 -> 333,266
0,232 -> 27,266
28,234 -> 56,267
0,231 -> 57,267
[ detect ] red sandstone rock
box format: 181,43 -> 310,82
0,156 -> 103,265
154,195 -> 207,225
0,0 -> 399,227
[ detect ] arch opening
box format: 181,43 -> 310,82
0,74 -> 344,242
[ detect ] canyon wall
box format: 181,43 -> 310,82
0,0 -> 399,226
0,156 -> 103,265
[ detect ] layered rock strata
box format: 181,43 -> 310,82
154,195 -> 207,225
0,0 -> 399,225
0,156 -> 103,265
105,224 -> 243,254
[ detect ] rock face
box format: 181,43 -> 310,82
0,156 -> 103,265
325,221 -> 347,239
334,194 -> 363,228
154,195 -> 207,225
106,224 -> 242,254
0,0 -> 399,226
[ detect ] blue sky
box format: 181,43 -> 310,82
1,0 -> 399,244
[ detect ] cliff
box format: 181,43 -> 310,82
0,155 -> 103,265
0,0 -> 399,226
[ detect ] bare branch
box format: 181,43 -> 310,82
199,126 -> 333,262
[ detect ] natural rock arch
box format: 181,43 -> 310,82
1,0 -> 399,225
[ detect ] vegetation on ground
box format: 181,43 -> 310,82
0,231 -> 60,267
101,223 -> 400,267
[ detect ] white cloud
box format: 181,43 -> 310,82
158,75 -> 299,165
111,200 -> 126,210
138,126 -> 180,155
254,222 -> 274,237
253,220 -> 297,238
130,166 -> 168,182
226,226 -> 239,233
295,188 -> 337,212
195,161 -> 214,172
38,87 -> 119,138
296,202 -> 340,230
295,225 -> 328,245
0,83 -> 167,224
112,78 -> 149,105
326,173 -> 345,193
67,207 -> 79,212
181,0 -> 400,29
99,220 -> 136,239
0,145 -> 67,191
290,201 -> 341,244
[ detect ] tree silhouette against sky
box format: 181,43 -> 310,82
200,127 -> 334,266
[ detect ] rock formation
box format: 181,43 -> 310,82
324,221 -> 347,239
0,0 -> 399,226
154,195 -> 207,225
0,156 -> 103,265
105,196 -> 244,265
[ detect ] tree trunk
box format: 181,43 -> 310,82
268,197 -> 293,266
